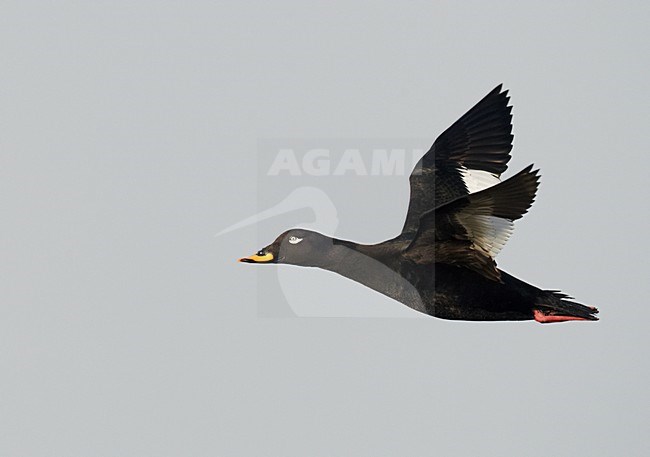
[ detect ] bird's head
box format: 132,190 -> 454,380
239,229 -> 334,267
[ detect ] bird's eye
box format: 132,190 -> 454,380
257,250 -> 265,256
288,236 -> 303,245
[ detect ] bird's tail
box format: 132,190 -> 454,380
533,291 -> 599,323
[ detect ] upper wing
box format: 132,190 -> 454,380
404,166 -> 540,282
401,85 -> 514,237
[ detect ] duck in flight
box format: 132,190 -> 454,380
239,85 -> 598,323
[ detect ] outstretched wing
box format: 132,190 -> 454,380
401,85 -> 514,238
404,166 -> 540,282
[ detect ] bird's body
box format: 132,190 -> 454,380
239,85 -> 599,323
265,234 -> 597,322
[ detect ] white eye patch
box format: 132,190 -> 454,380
288,236 -> 303,245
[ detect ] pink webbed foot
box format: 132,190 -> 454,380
533,309 -> 590,323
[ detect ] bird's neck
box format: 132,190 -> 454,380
317,240 -> 425,312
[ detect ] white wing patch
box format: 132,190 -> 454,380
456,214 -> 514,258
460,168 -> 501,194
288,236 -> 303,245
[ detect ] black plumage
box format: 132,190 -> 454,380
401,84 -> 513,237
239,86 -> 598,323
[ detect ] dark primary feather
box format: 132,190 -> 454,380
442,164 -> 540,221
401,85 -> 514,237
404,166 -> 540,282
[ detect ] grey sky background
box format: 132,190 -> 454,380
1,1 -> 649,456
